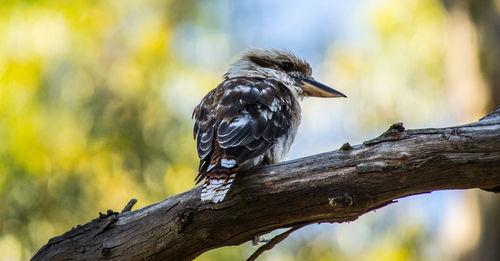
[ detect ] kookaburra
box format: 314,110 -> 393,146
193,49 -> 346,203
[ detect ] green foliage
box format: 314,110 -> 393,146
330,0 -> 447,130
0,1 -> 204,259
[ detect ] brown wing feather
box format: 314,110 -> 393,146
193,77 -> 293,202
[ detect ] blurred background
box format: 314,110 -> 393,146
0,0 -> 499,260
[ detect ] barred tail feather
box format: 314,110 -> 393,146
201,159 -> 238,203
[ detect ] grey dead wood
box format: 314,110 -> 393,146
32,108 -> 500,261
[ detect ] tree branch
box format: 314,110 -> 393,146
246,226 -> 303,261
33,108 -> 500,261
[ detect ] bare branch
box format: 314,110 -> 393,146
247,226 -> 303,261
33,108 -> 500,261
121,199 -> 137,213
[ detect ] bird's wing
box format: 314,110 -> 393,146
192,88 -> 217,166
193,78 -> 293,183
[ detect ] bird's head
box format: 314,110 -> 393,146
225,49 -> 346,99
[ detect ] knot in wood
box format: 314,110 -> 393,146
176,211 -> 193,233
389,122 -> 405,132
328,194 -> 353,208
363,122 -> 407,145
340,142 -> 353,151
99,209 -> 118,219
101,247 -> 111,257
382,124 -> 405,138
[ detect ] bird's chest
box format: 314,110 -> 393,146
238,99 -> 301,171
267,100 -> 301,163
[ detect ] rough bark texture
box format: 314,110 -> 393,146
33,108 -> 500,261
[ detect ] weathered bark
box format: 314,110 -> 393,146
33,108 -> 500,261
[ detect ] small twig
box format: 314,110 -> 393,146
121,199 -> 137,212
246,226 -> 303,261
93,214 -> 118,239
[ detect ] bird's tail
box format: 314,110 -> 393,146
201,158 -> 238,203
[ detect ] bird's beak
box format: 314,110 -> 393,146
295,76 -> 346,98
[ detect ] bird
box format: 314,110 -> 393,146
192,49 -> 346,203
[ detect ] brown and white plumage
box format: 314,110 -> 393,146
193,49 -> 346,203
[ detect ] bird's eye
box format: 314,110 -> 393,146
280,62 -> 293,71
